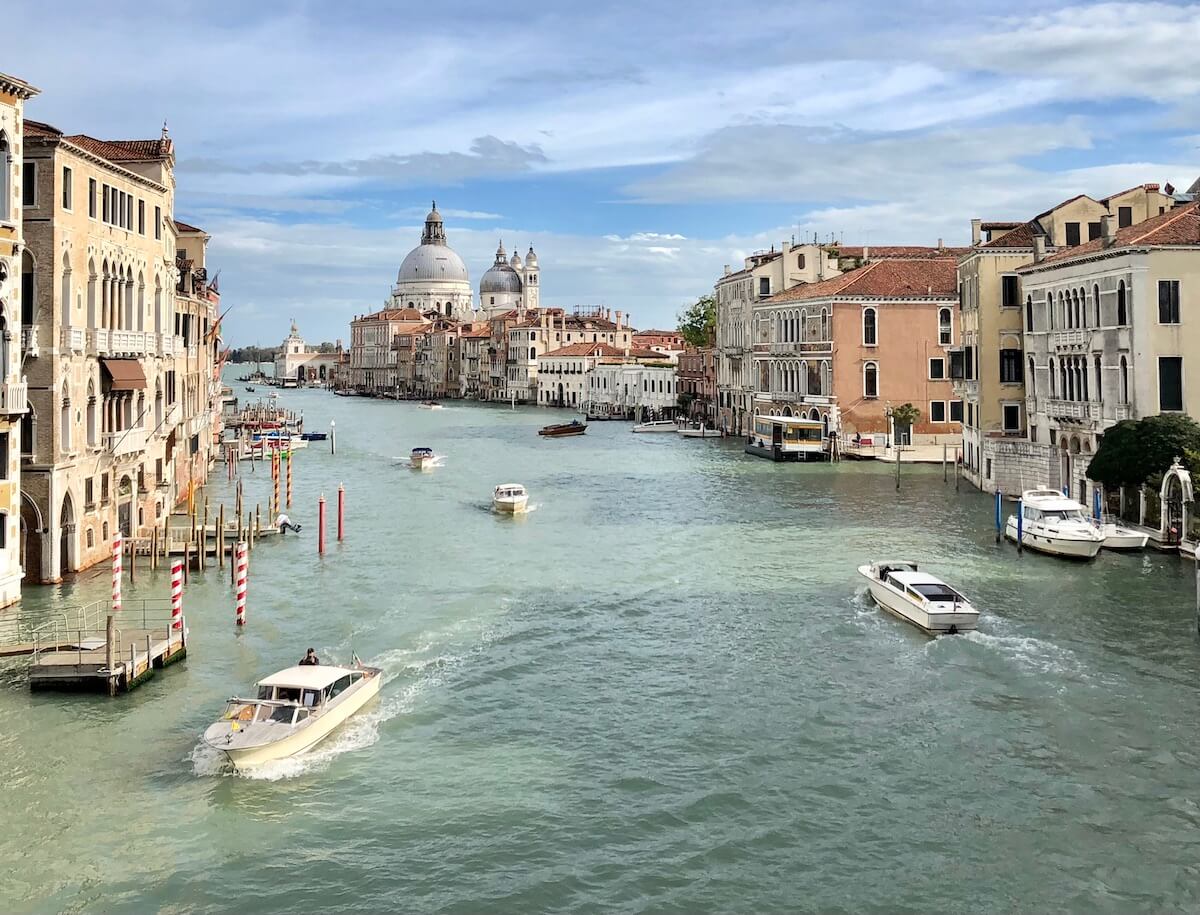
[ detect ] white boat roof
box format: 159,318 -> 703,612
1021,489 -> 1086,511
258,665 -> 357,690
495,483 -> 525,491
888,570 -> 948,587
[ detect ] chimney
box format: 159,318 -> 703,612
970,218 -> 982,246
862,245 -> 870,262
616,310 -> 623,330
1101,214 -> 1116,247
937,237 -> 944,250
724,264 -> 731,276
1033,235 -> 1046,263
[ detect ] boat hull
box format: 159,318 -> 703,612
632,422 -> 677,433
1102,524 -> 1148,550
493,497 -> 528,514
210,671 -> 382,770
1004,517 -> 1103,559
538,424 -> 587,437
410,456 -> 435,471
857,567 -> 978,635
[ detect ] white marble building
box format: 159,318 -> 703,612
389,203 -> 474,320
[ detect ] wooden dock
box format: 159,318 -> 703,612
25,600 -> 186,695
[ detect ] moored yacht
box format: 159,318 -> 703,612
678,423 -> 722,438
492,483 -> 529,514
1100,520 -> 1149,551
202,662 -> 382,769
1004,489 -> 1105,559
632,419 -> 678,433
858,560 -> 980,635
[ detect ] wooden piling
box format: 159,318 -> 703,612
218,503 -> 226,569
129,541 -> 137,585
202,500 -> 210,570
183,542 -> 191,584
150,526 -> 158,571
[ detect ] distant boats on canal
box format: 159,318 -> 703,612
538,420 -> 587,437
632,419 -> 677,433
858,560 -> 980,636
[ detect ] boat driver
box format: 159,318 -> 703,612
299,648 -> 319,666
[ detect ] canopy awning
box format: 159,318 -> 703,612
101,358 -> 147,391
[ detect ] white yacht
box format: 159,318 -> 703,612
858,560 -> 979,636
632,420 -> 678,433
1005,489 -> 1105,559
492,483 -> 529,514
202,663 -> 382,769
678,424 -> 722,438
1100,521 -> 1149,551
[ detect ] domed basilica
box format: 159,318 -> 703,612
388,202 -> 540,320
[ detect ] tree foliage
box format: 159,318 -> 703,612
677,295 -> 716,348
1087,414 -> 1200,487
891,402 -> 920,429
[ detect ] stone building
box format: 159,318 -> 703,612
1013,201 -> 1200,504
498,307 -> 633,404
479,240 -> 539,316
955,184 -> 1178,493
349,307 -> 427,392
587,361 -> 678,419
677,347 -> 717,421
20,116 -> 219,581
0,72 -> 39,605
389,203 -> 474,321
536,342 -> 660,408
273,320 -> 342,384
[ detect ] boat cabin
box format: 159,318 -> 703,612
746,415 -> 825,462
494,484 -> 527,499
223,666 -> 367,727
412,447 -> 434,456
1019,490 -> 1090,523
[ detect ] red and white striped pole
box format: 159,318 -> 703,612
170,559 -> 183,631
286,450 -> 293,509
111,533 -> 123,613
235,541 -> 248,626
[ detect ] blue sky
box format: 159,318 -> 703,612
9,0 -> 1200,344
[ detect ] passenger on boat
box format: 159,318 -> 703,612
299,648 -> 320,666
276,513 -> 302,534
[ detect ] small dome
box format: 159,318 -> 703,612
509,252 -> 522,269
525,246 -> 537,267
397,244 -> 469,283
481,262 -> 523,294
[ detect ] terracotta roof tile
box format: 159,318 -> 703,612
64,134 -> 171,162
22,118 -> 61,139
540,343 -> 661,359
980,222 -> 1037,249
173,218 -> 206,234
766,258 -> 959,303
981,221 -> 1023,231
1033,201 -> 1200,266
835,245 -> 969,260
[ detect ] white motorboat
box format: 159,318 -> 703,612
202,662 -> 382,769
1100,521 -> 1149,551
1004,489 -> 1105,559
419,400 -> 444,410
678,424 -> 722,438
409,447 -> 437,471
632,420 -> 678,433
858,560 -> 980,636
492,483 -> 529,514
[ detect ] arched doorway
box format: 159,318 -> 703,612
59,493 -> 75,574
557,382 -> 564,406
20,492 -> 43,583
117,474 -> 134,537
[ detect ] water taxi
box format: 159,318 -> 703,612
745,415 -> 825,461
493,483 -> 529,514
410,447 -> 437,470
419,400 -> 443,410
632,419 -> 678,433
858,560 -> 979,635
678,423 -> 721,438
538,420 -> 587,437
1005,489 -> 1105,559
202,663 -> 382,769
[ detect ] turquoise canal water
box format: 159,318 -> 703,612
4,381 -> 1200,913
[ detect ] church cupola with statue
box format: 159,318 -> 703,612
390,202 -> 475,320
479,239 -> 539,316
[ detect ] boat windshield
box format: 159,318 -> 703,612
1042,509 -> 1086,522
911,583 -> 961,602
267,705 -> 296,724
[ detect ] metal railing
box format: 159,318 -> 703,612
29,598 -> 175,671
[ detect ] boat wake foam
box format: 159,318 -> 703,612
190,648 -> 462,781
956,628 -> 1084,678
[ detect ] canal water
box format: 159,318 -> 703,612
3,380 -> 1200,913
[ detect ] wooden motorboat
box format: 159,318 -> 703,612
419,400 -> 444,410
858,560 -> 979,636
410,447 -> 437,471
299,431 -> 328,441
632,420 -> 678,433
202,662 -> 382,769
1005,489 -> 1104,559
493,483 -> 529,514
538,420 -> 587,437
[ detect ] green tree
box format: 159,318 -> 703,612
677,295 -> 716,347
891,402 -> 920,433
1087,414 -> 1200,487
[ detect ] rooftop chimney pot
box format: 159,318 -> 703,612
970,219 -> 982,246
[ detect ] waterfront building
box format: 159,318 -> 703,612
479,240 -> 539,317
632,329 -> 685,362
677,347 -> 717,422
955,184 -> 1178,493
588,361 -> 678,419
458,323 -> 489,398
536,342 -> 659,408
0,72 -> 39,606
389,203 -> 473,321
20,116 -> 220,581
715,242 -> 844,436
758,256 -> 962,443
348,307 -> 427,393
273,320 -> 343,385
412,318 -> 462,398
1012,200 -> 1200,503
505,307 -> 633,404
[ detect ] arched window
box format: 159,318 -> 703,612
1025,295 -> 1034,332
1119,355 -> 1129,404
87,380 -> 98,447
938,307 -> 952,345
528,346 -> 536,361
87,260 -> 97,329
1047,291 -> 1055,330
1093,284 -> 1101,326
863,361 -> 879,398
1117,281 -> 1127,325
1049,358 -> 1057,397
1094,355 -> 1102,402
60,253 -> 72,327
0,133 -> 9,219
820,308 -> 829,341
1028,357 -> 1036,396
60,382 -> 71,452
21,249 -> 35,326
862,308 -> 877,346
820,360 -> 830,396
20,403 -> 33,458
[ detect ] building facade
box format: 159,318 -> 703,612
588,362 -> 677,419
349,307 -> 427,393
678,347 -> 716,421
0,72 -> 39,605
274,320 -> 342,384
390,203 -> 473,321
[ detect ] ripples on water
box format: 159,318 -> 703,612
5,388 -> 1200,913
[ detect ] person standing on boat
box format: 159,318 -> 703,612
299,648 -> 319,666
276,512 -> 301,534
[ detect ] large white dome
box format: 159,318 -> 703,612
397,244 -> 469,284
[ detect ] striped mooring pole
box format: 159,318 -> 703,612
112,533 -> 123,613
235,541 -> 248,627
286,450 -> 293,509
171,559 -> 184,631
272,450 -> 280,517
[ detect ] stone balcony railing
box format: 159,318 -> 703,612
952,378 -> 979,399
767,340 -> 833,355
61,327 -> 86,353
21,326 -> 38,358
0,379 -> 28,415
104,426 -> 147,457
1043,398 -> 1100,421
89,328 -> 110,356
1115,404 -> 1132,421
158,333 -> 177,357
158,402 -> 182,436
109,330 -> 153,356
1052,329 -> 1089,349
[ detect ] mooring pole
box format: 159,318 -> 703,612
943,442 -> 948,483
894,446 -> 901,491
318,494 -> 326,555
218,503 -> 226,569
1016,498 -> 1024,554
995,489 -> 1003,543
337,484 -> 345,542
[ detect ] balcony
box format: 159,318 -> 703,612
0,380 -> 28,415
104,426 -> 147,457
766,340 -> 833,355
158,402 -> 181,436
1114,404 -> 1132,421
158,334 -> 177,357
1052,329 -> 1089,350
952,378 -> 979,399
60,327 -> 85,353
89,328 -> 111,355
109,330 -> 153,356
21,326 -> 38,358
1044,399 -> 1100,422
